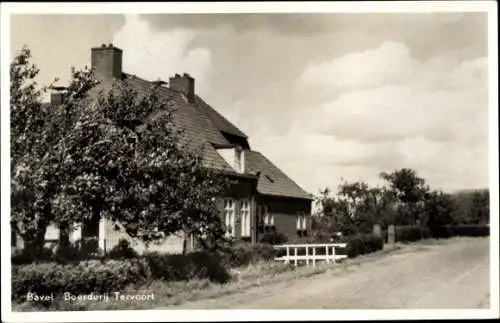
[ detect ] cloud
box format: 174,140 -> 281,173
298,41 -> 420,90
251,130 -> 488,196
295,41 -> 488,143
265,40 -> 489,193
113,15 -> 212,95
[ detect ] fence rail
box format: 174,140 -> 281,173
273,243 -> 348,267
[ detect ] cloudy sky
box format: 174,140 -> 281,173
10,12 -> 489,195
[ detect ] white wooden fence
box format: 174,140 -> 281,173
273,243 -> 348,267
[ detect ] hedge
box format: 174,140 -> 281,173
12,259 -> 149,304
258,231 -> 288,245
220,242 -> 278,267
447,224 -> 489,237
12,240 -> 287,304
395,226 -> 432,243
339,233 -> 384,258
431,224 -> 490,238
145,250 -> 230,283
12,248 -> 232,304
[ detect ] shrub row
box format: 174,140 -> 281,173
12,239 -> 235,304
448,224 -> 490,237
12,258 -> 150,303
219,242 -> 278,267
380,224 -> 489,242
394,226 -> 432,243
339,233 -> 384,258
431,224 -> 490,238
258,231 -> 288,245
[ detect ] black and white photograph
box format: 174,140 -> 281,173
1,1 -> 498,322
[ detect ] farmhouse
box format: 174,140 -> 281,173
13,44 -> 313,254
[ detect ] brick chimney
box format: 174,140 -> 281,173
91,44 -> 123,81
169,73 -> 195,102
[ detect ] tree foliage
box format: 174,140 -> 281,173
450,189 -> 489,225
312,167 -> 489,238
10,46 -> 98,251
11,46 -> 229,255
380,168 -> 430,225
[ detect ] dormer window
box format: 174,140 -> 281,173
216,145 -> 245,174
234,146 -> 245,173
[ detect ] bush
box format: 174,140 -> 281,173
219,242 -> 278,267
144,250 -> 230,283
53,244 -> 86,263
107,239 -> 139,259
258,231 -> 288,245
395,226 -> 432,243
12,248 -> 232,305
451,224 -> 490,237
340,233 -> 384,258
11,247 -> 54,265
12,259 -> 149,304
436,224 -> 490,238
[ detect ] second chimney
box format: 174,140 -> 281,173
169,73 -> 195,103
91,44 -> 123,82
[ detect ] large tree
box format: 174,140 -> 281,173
11,46 -> 229,257
10,46 -> 98,253
380,168 -> 430,226
312,188 -> 357,237
423,189 -> 456,236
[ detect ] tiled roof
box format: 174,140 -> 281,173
193,96 -> 248,139
84,73 -> 311,200
245,151 -> 313,200
86,74 -> 233,172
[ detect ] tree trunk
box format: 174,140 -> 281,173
182,230 -> 188,255
59,222 -> 70,247
23,224 -> 48,260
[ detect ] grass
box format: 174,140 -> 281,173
12,260 -> 336,312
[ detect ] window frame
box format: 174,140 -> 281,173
240,199 -> 251,237
224,198 -> 236,237
263,206 -> 275,232
296,212 -> 308,237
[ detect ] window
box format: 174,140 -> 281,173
224,199 -> 235,237
240,199 -> 250,237
297,212 -> 307,237
234,146 -> 245,173
263,206 -> 275,232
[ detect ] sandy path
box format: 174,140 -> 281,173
168,237 -> 490,309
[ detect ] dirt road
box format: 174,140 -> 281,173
171,237 -> 490,309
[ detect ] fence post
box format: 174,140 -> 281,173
325,245 -> 329,264
312,246 -> 316,267
373,224 -> 382,237
294,246 -> 298,266
332,245 -> 336,263
388,224 -> 396,246
305,246 -> 309,267
286,245 -> 290,264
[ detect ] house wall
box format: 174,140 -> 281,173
219,177 -> 257,241
102,219 -> 188,255
32,220 -> 186,255
256,195 -> 312,240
